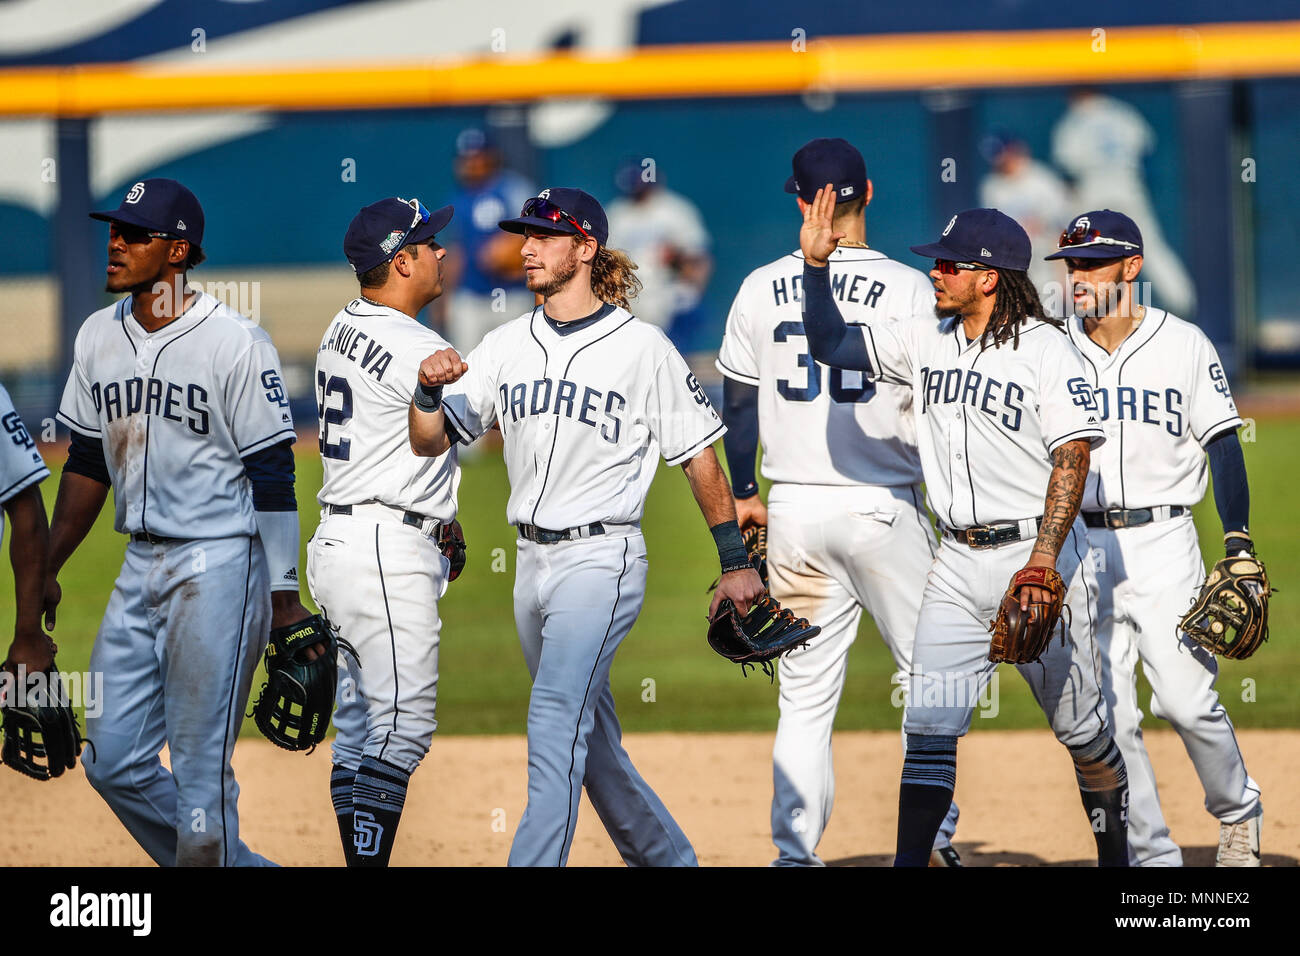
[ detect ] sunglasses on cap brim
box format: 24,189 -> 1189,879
520,198 -> 592,241
1058,224 -> 1140,252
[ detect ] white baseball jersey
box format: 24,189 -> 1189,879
1066,309 -> 1241,510
856,316 -> 1105,527
56,292 -> 296,539
1,383 -> 49,545
315,299 -> 460,521
1052,93 -> 1154,180
442,304 -> 725,528
716,247 -> 926,487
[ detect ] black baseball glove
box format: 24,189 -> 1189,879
1,664 -> 83,780
250,614 -> 348,753
707,595 -> 820,680
439,520 -> 467,582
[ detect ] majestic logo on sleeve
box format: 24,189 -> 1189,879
920,366 -> 1025,431
92,378 -> 210,435
499,378 -> 627,443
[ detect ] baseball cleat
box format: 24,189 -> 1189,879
930,845 -> 963,867
1215,813 -> 1261,867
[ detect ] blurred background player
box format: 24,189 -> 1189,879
978,129 -> 1071,307
1,381 -> 55,675
605,158 -> 712,350
717,138 -> 960,866
1049,210 -> 1263,866
1051,89 -> 1195,317
437,128 -> 537,351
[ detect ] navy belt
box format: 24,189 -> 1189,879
328,503 -> 430,531
517,522 -> 606,544
1083,506 -> 1187,530
943,517 -> 1041,549
130,531 -> 181,545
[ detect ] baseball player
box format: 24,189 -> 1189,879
1048,210 -> 1263,867
409,187 -> 765,867
800,189 -> 1131,866
43,178 -> 315,866
716,138 -> 960,867
1,383 -> 55,676
308,196 -> 462,867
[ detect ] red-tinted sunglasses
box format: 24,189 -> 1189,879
521,198 -> 592,241
934,259 -> 984,275
1058,223 -> 1140,251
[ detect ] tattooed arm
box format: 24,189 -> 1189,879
1016,438 -> 1091,607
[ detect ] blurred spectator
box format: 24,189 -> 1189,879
1051,89 -> 1196,316
605,159 -> 712,348
978,129 -> 1072,306
438,128 -> 537,350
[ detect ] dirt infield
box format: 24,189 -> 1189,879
3,728 -> 1296,866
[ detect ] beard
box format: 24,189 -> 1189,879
934,283 -> 978,319
527,244 -> 581,298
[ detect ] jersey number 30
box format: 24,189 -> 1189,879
774,321 -> 874,404
316,372 -> 352,461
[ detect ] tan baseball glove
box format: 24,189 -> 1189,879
988,566 -> 1067,664
1180,541 -> 1272,660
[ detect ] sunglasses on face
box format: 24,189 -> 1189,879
1058,223 -> 1140,251
521,198 -> 592,241
109,221 -> 177,244
934,259 -> 984,275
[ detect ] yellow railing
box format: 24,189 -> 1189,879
1,20 -> 1299,116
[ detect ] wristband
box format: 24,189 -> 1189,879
1224,531 -> 1254,557
412,382 -> 443,412
710,520 -> 749,574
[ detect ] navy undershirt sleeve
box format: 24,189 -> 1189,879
65,430 -> 111,487
1206,429 -> 1249,535
242,439 -> 296,511
802,262 -> 872,371
721,377 -> 760,499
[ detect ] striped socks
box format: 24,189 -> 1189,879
351,755 -> 411,867
1069,733 -> 1130,867
895,734 -> 958,867
330,764 -> 360,866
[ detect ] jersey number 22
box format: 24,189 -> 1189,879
316,371 -> 352,461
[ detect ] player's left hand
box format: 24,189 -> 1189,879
799,183 -> 846,268
270,593 -> 326,662
1014,554 -> 1059,610
710,566 -> 765,621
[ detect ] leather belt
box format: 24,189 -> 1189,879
327,503 -> 437,533
130,531 -> 181,545
1082,506 -> 1187,530
942,517 -> 1041,550
517,521 -> 606,544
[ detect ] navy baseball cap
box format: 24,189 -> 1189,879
784,138 -> 868,204
90,178 -> 205,246
910,208 -> 1031,271
344,197 -> 453,275
499,187 -> 609,246
1045,209 -> 1144,260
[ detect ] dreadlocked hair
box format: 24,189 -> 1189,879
583,239 -> 642,311
981,268 -> 1063,350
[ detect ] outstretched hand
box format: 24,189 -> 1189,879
799,183 -> 846,268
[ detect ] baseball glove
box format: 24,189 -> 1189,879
1180,550 -> 1272,660
250,614 -> 347,753
988,566 -> 1067,664
439,520 -> 467,583
1,665 -> 83,780
708,595 -> 821,679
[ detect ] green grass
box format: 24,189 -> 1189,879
5,419 -> 1298,735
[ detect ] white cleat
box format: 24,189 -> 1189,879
1215,814 -> 1262,867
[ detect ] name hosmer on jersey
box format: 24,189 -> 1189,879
499,378 -> 627,444
771,270 -> 888,308
92,377 -> 210,435
319,317 -> 395,382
